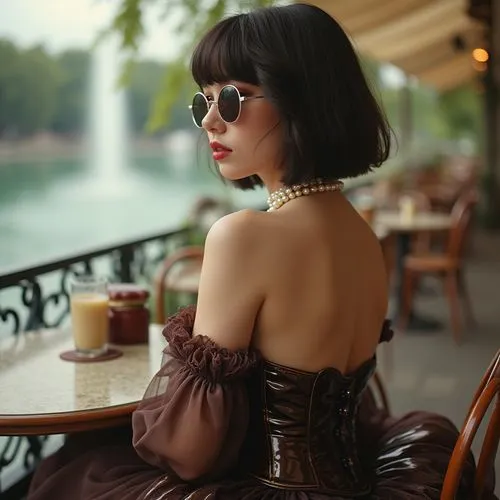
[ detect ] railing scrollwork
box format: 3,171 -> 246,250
0,308 -> 20,336
21,279 -> 43,332
0,225 -> 191,498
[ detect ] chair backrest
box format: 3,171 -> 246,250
441,349 -> 500,499
154,246 -> 204,324
446,189 -> 478,260
188,196 -> 234,233
443,156 -> 479,189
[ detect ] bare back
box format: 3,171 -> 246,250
252,192 -> 388,373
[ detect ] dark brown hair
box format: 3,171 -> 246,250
191,3 -> 391,190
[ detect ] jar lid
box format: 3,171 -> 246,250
108,283 -> 150,302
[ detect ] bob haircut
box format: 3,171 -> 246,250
191,3 -> 391,190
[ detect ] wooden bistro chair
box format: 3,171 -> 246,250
399,190 -> 433,254
154,246 -> 204,325
441,349 -> 500,499
377,190 -> 433,288
371,371 -> 391,414
400,189 -> 478,343
154,196 -> 233,324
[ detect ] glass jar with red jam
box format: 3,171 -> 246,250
108,283 -> 150,344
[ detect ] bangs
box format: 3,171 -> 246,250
191,15 -> 259,87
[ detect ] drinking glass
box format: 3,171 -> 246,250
70,276 -> 109,357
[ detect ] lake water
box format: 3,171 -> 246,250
0,153 -> 266,273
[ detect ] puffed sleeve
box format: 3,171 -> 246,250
132,305 -> 260,482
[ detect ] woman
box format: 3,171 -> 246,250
29,4 -> 479,499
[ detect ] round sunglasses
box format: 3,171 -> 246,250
189,84 -> 264,128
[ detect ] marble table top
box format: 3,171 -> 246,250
0,324 -> 166,418
375,210 -> 452,233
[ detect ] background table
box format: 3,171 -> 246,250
0,324 -> 166,435
374,211 -> 452,329
375,211 -> 452,234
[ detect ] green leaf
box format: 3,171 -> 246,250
107,0 -> 279,131
112,0 -> 145,52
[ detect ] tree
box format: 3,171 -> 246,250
51,50 -> 91,134
14,46 -> 60,136
127,59 -> 164,133
127,59 -> 194,132
438,85 -> 483,142
0,40 -> 20,136
0,41 -> 60,137
108,0 -> 277,131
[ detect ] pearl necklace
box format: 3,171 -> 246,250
267,178 -> 344,212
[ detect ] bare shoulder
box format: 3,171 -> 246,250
192,209 -> 267,350
205,208 -> 267,253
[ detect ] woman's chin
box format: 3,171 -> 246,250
218,163 -> 254,181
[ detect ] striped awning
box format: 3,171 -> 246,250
309,0 -> 487,90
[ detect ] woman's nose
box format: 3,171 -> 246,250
202,103 -> 226,133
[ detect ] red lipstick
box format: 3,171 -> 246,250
210,141 -> 232,161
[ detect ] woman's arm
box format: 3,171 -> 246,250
132,305 -> 260,480
132,210 -> 264,480
193,209 -> 265,350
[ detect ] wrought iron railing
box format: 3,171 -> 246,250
0,225 -> 191,497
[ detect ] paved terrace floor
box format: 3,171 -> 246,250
378,229 -> 500,494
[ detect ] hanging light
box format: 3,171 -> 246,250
472,48 -> 489,63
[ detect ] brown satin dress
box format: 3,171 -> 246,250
27,306 -> 493,499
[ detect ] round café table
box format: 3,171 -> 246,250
0,324 -> 166,436
374,210 -> 452,330
375,210 -> 452,234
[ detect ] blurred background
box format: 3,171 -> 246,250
0,0 -> 485,271
0,0 -> 266,271
0,0 -> 498,497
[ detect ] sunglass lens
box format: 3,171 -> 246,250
191,93 -> 208,127
219,86 -> 240,123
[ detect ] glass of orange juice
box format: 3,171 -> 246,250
70,276 -> 109,357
